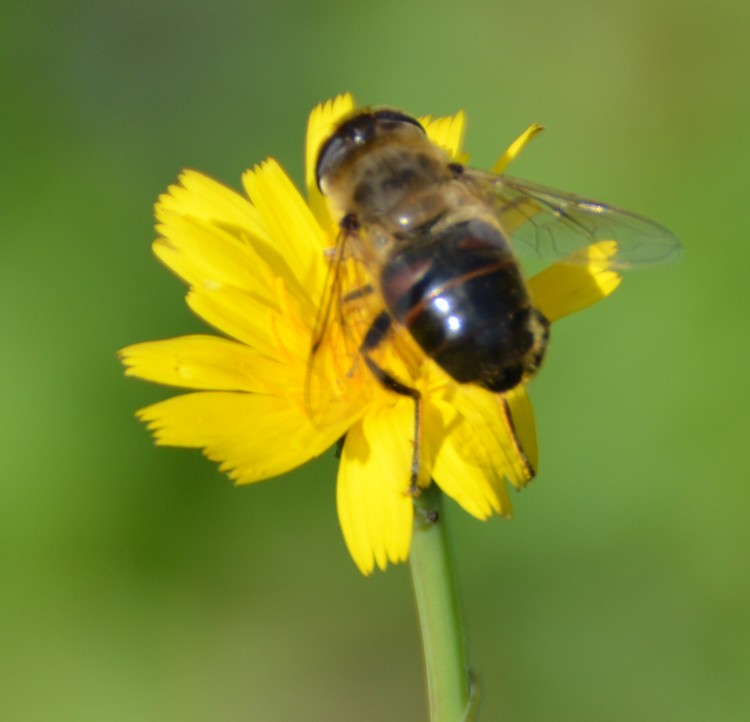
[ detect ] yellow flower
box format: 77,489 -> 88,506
120,94 -> 621,575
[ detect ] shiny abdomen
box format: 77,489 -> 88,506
379,217 -> 549,392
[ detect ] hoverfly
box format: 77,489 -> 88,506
308,108 -> 680,490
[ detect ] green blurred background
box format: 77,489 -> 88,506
3,0 -> 749,719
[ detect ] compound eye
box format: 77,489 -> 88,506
315,109 -> 425,192
372,109 -> 425,133
316,114 -> 378,191
316,134 -> 348,192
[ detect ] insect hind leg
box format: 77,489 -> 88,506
361,310 -> 423,496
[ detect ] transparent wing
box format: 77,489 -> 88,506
304,231 -> 377,424
463,169 -> 681,269
305,231 -> 350,422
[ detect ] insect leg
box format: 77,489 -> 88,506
360,310 -> 423,496
343,283 -> 374,303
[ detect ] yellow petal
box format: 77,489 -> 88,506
503,385 -> 538,474
119,335 -> 281,392
429,399 -> 511,519
528,241 -> 622,322
360,398 -> 416,494
421,111 -> 466,162
450,384 -> 535,489
138,392 -> 346,484
337,404 -> 414,574
157,170 -> 269,240
242,159 -> 330,297
155,169 -> 323,310
153,215 -> 277,303
185,285 -> 280,358
491,123 -> 544,174
305,93 -> 356,229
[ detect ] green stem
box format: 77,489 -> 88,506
410,484 -> 477,722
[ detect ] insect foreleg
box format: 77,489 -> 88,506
361,310 -> 423,496
343,283 -> 374,303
